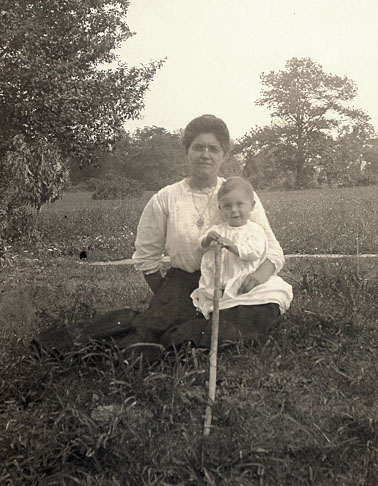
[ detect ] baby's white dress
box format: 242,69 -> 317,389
191,220 -> 293,319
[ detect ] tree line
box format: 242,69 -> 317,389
70,58 -> 378,192
69,126 -> 244,192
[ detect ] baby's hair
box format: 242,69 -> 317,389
217,176 -> 255,202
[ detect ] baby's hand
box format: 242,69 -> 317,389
201,230 -> 223,249
207,231 -> 221,242
217,236 -> 239,256
217,236 -> 234,248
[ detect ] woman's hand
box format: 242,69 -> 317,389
144,271 -> 164,294
237,259 -> 276,294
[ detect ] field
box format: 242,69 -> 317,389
1,185 -> 378,485
10,184 -> 378,262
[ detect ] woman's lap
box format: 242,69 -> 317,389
127,268 -> 281,348
132,268 -> 200,342
160,303 -> 280,348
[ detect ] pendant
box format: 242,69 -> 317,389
196,218 -> 204,227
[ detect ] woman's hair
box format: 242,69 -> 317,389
217,176 -> 255,202
182,114 -> 230,153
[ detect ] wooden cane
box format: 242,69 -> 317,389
203,243 -> 222,437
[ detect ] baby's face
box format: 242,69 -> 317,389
219,189 -> 254,227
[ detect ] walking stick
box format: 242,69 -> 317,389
203,243 -> 222,437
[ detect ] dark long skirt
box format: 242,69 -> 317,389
120,268 -> 280,352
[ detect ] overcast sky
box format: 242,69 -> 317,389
117,0 -> 378,139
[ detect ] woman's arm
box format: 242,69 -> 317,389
237,259 -> 276,294
249,192 -> 284,273
132,191 -> 168,290
238,193 -> 284,293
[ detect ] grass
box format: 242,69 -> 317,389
10,185 -> 378,261
259,185 -> 378,255
1,185 -> 378,484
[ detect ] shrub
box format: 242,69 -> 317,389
0,161 -> 35,248
92,174 -> 145,200
2,205 -> 35,242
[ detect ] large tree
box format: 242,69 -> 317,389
0,0 -> 162,215
245,57 -> 374,187
236,125 -> 301,189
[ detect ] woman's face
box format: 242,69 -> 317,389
187,133 -> 225,181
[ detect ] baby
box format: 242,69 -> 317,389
191,176 -> 292,319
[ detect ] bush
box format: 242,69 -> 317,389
92,174 -> 145,200
83,177 -> 102,192
2,205 -> 35,242
0,158 -> 35,248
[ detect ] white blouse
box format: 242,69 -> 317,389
132,177 -> 285,274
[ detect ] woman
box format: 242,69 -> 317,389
128,114 -> 292,354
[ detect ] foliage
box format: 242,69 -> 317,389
107,127 -> 187,189
237,125 -> 298,189
0,0 -> 162,164
363,137 -> 378,184
92,173 -> 145,200
220,151 -> 245,179
238,58 -> 377,188
0,0 -> 162,241
5,134 -> 70,210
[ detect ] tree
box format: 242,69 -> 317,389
109,127 -> 187,189
235,125 -> 299,189
0,0 -> 162,224
251,57 -> 374,187
363,138 -> 378,184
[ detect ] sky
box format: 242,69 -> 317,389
116,0 -> 378,140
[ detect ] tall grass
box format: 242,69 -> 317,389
16,185 -> 378,261
259,185 -> 378,255
31,192 -> 153,260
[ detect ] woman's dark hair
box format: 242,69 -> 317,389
217,176 -> 255,202
182,114 -> 230,153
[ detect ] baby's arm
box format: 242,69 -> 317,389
215,236 -> 240,256
237,224 -> 267,262
201,230 -> 221,248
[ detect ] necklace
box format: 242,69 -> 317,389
190,184 -> 216,228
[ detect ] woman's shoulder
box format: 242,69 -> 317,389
154,179 -> 188,204
157,179 -> 184,193
157,179 -> 188,196
245,219 -> 266,234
